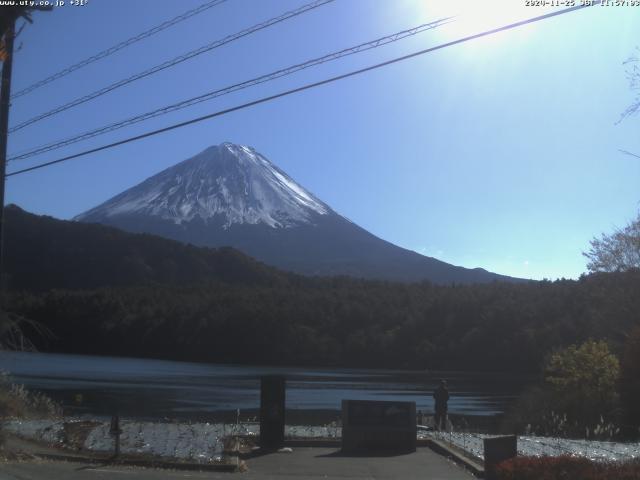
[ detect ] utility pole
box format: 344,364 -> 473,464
0,17 -> 15,284
0,6 -> 50,288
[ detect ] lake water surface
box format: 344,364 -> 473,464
0,351 -> 530,421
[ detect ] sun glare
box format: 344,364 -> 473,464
411,0 -> 555,43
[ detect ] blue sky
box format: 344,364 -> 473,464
4,0 -> 640,280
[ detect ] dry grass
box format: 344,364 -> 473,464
0,372 -> 62,452
0,374 -> 61,420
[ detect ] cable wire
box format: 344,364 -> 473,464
619,149 -> 640,159
8,0 -> 334,133
11,0 -> 229,99
8,17 -> 452,162
6,3 -> 597,178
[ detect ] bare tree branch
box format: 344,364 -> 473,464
584,212 -> 640,273
617,46 -> 640,123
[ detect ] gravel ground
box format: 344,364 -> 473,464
2,419 -> 339,463
426,430 -> 640,462
4,419 -> 639,464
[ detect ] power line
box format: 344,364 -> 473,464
8,0 -> 335,133
8,17 -> 452,162
6,3 -> 597,178
11,0 -> 229,100
619,149 -> 640,160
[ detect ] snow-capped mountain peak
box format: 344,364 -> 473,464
75,143 -> 330,229
75,142 -> 523,284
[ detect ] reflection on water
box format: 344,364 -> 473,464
0,351 -> 530,420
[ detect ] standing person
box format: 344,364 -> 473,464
433,379 -> 449,431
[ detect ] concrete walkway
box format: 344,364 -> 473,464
0,447 -> 474,479
244,446 -> 475,479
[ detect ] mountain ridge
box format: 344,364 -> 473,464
3,204 -> 289,292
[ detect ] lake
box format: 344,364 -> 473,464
0,351 -> 530,421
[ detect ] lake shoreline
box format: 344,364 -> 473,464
59,408 -> 504,432
0,350 -> 529,420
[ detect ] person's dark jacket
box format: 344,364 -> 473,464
433,385 -> 449,413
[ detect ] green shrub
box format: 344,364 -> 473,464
503,340 -> 622,437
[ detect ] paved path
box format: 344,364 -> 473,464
0,447 -> 474,479
243,447 -> 475,479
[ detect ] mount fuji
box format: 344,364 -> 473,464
75,143 -> 520,284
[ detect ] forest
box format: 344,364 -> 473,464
2,204 -> 639,374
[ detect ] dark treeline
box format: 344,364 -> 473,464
3,205 -> 640,372
6,271 -> 639,372
2,204 -> 290,291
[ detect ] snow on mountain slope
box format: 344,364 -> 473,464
75,142 -> 525,284
75,143 -> 329,229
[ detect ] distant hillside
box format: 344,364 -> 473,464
3,204 -> 290,292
